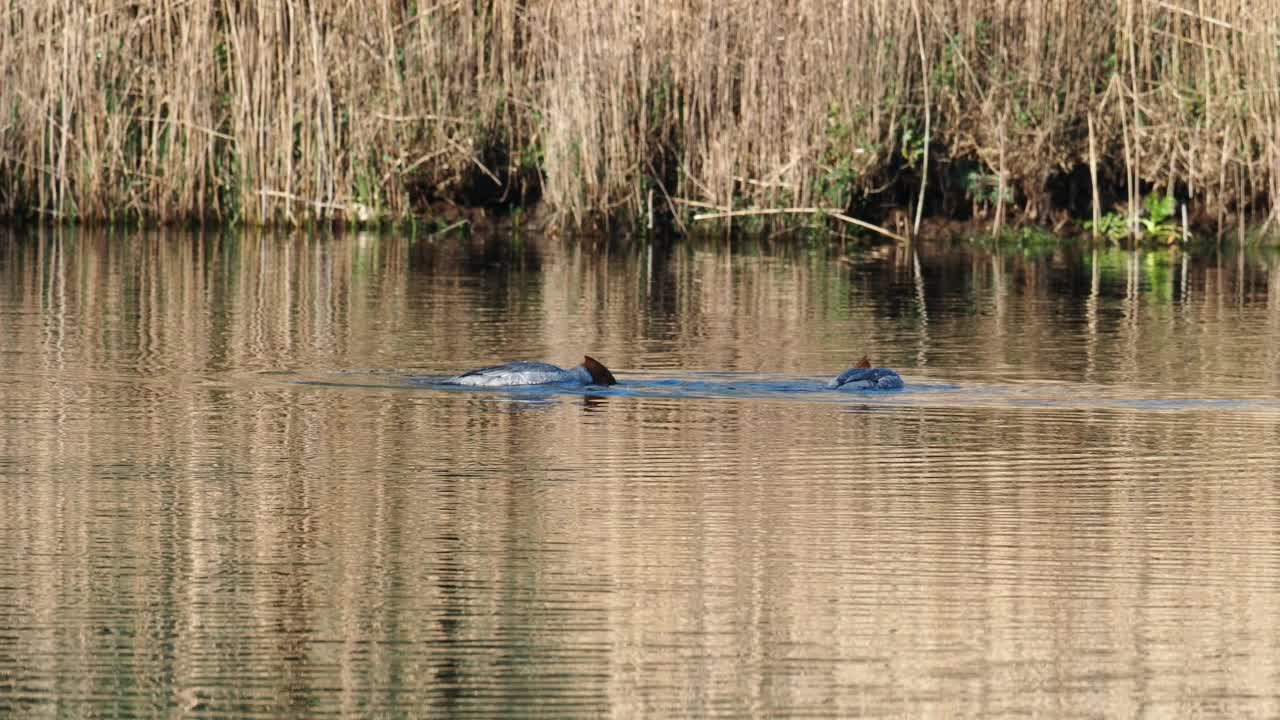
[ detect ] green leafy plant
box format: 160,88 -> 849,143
1138,193 -> 1178,239
816,103 -> 865,207
1085,212 -> 1129,241
962,169 -> 1010,207
899,117 -> 925,167
1085,194 -> 1179,242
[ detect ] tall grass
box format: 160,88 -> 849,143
1,0 -> 1278,230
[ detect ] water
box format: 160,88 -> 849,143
2,228 -> 1280,717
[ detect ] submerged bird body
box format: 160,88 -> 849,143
446,356 -> 617,387
828,356 -> 904,390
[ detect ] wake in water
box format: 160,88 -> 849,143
413,370 -> 945,403
428,353 -> 907,396
291,369 -> 1280,416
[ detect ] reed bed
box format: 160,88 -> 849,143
1,0 -> 1277,232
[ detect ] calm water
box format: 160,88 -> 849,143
2,228 -> 1280,718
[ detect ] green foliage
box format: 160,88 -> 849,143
973,225 -> 1075,257
935,40 -> 961,91
1085,194 -> 1179,242
816,103 -> 866,207
1181,87 -> 1205,120
1142,250 -> 1176,302
519,139 -> 544,175
962,169 -> 1010,207
1139,193 -> 1177,237
1085,212 -> 1128,241
899,116 -> 925,167
352,168 -> 381,223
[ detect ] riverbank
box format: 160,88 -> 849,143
3,1 -> 1278,237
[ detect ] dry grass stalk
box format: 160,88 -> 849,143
1,0 -> 523,225
692,206 -> 906,243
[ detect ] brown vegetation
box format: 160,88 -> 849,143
1,1 -> 1277,232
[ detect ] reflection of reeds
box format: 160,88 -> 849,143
2,2 -> 1280,228
3,229 -> 1280,713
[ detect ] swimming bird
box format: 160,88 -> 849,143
444,355 -> 618,387
828,356 -> 904,390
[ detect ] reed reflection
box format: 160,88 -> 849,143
1,227 -> 1279,717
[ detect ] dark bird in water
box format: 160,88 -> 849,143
828,355 -> 904,390
445,355 -> 618,387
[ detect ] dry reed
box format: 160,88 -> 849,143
1,0 -> 1278,231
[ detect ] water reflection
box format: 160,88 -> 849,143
2,227 -> 1280,717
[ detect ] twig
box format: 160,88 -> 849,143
993,112 -> 1007,236
1088,113 -> 1100,238
670,197 -> 721,210
1153,0 -> 1234,31
400,149 -> 449,175
432,219 -> 468,237
1148,26 -> 1222,51
646,157 -> 687,233
694,207 -> 834,220
258,188 -> 357,213
444,136 -> 501,186
912,0 -> 929,239
374,112 -> 466,125
692,206 -> 905,243
826,211 -> 908,244
1127,0 -> 1142,240
732,175 -> 794,189
122,114 -> 236,141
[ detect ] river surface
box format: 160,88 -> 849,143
2,228 -> 1280,718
